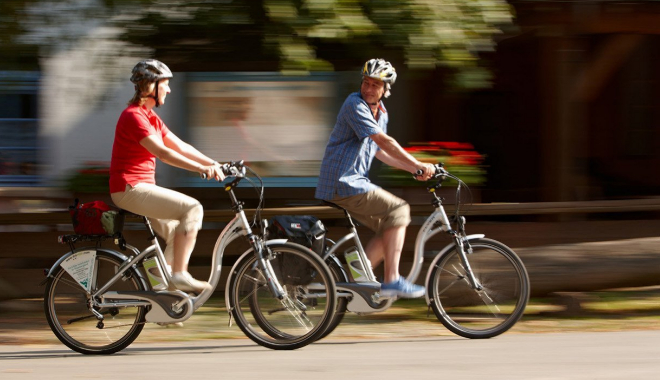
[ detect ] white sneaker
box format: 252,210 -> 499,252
156,322 -> 184,328
171,271 -> 212,293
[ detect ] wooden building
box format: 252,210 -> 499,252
459,1 -> 660,203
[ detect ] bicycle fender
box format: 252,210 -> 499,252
325,253 -> 349,282
423,234 -> 484,305
45,247 -> 130,278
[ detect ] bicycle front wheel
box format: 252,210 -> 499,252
227,242 -> 336,350
44,250 -> 148,354
426,238 -> 529,339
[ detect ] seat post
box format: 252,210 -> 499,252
142,216 -> 158,241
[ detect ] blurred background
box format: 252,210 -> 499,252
1,0 -> 659,315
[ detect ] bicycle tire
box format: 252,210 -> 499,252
316,255 -> 349,340
426,238 -> 529,339
227,242 -> 336,350
44,250 -> 148,354
246,254 -> 348,342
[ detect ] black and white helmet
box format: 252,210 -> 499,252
362,58 -> 396,98
130,59 -> 173,84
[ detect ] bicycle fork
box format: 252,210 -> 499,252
454,235 -> 483,291
250,238 -> 312,330
251,236 -> 286,300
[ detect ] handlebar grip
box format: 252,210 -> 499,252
200,166 -> 230,179
415,169 -> 423,176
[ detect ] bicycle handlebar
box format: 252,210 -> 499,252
201,160 -> 246,180
414,163 -> 449,180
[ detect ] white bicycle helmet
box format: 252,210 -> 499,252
130,59 -> 173,84
361,58 -> 397,98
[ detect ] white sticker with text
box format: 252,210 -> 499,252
61,250 -> 97,293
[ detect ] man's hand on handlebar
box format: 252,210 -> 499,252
414,162 -> 436,181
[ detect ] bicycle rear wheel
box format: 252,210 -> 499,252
227,242 -> 336,350
44,250 -> 148,354
426,238 -> 529,339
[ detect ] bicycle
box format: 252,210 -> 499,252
316,163 -> 530,339
43,161 -> 336,354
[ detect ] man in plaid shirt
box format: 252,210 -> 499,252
316,59 -> 435,298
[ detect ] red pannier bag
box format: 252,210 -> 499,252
69,199 -> 113,235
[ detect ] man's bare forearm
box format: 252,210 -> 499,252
372,133 -> 421,173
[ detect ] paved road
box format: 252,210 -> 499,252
1,331 -> 659,379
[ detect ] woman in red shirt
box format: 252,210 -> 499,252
110,59 -> 224,293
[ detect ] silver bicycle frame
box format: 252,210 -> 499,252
324,227 -> 379,284
192,215 -> 246,309
407,208 -> 453,284
323,206 -> 454,286
71,211 -> 251,319
322,198 -> 486,314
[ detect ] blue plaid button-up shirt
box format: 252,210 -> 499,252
315,92 -> 388,200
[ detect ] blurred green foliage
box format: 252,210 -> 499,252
2,0 -> 514,88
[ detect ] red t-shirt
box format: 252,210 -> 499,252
109,104 -> 170,193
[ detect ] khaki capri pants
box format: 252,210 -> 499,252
111,183 -> 203,263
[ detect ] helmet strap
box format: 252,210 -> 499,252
151,80 -> 161,107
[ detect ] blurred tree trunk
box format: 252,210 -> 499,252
518,237 -> 660,297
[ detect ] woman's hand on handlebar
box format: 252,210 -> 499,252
200,162 -> 226,182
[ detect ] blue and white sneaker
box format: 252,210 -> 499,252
380,277 -> 425,299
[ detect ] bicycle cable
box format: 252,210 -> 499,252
456,176 -> 475,218
243,165 -> 265,228
443,172 -> 474,222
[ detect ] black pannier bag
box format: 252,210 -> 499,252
267,215 -> 327,285
267,215 -> 327,255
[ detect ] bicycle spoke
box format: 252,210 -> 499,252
438,263 -> 464,278
438,264 -> 470,284
55,276 -> 90,293
242,272 -> 266,286
435,277 -> 462,296
238,282 -> 268,305
476,289 -> 502,316
262,285 -> 312,329
280,296 -> 313,331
